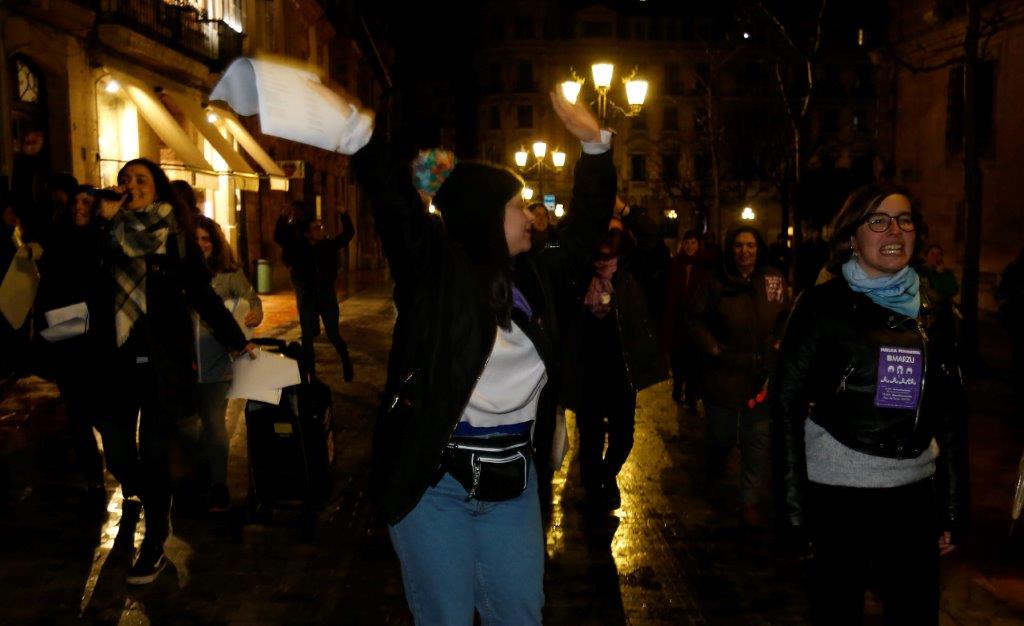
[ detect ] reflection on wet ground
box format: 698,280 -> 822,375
2,281 -> 1023,624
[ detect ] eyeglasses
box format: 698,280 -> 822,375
862,212 -> 915,233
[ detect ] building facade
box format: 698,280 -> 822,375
1,0 -> 390,291
881,0 -> 1024,281
474,2 -> 884,245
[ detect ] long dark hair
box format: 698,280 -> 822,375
195,215 -> 238,274
432,161 -> 523,330
117,158 -> 197,250
827,182 -> 927,271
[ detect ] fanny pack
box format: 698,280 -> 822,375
444,433 -> 531,502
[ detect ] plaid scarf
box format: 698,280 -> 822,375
111,201 -> 180,346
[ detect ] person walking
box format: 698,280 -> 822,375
274,202 -> 355,380
662,229 -> 707,410
688,226 -> 790,525
94,159 -> 255,585
774,183 -> 969,625
194,215 -> 263,511
565,199 -> 667,511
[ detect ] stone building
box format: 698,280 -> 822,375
0,0 -> 390,291
880,0 -> 1024,280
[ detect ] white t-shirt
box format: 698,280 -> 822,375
461,321 -> 547,428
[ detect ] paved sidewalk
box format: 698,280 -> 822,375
0,272 -> 1022,624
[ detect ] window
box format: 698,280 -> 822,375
664,63 -> 683,95
485,62 -> 503,94
854,65 -> 875,97
582,20 -> 613,38
695,107 -> 708,131
662,153 -> 680,184
489,106 -> 501,130
630,154 -> 647,182
517,105 -> 533,129
513,15 -> 535,39
853,109 -> 872,133
695,63 -> 710,92
515,61 -> 534,92
946,62 -> 995,153
663,106 -> 679,131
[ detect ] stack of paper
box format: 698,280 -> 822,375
227,349 -> 301,405
40,302 -> 90,342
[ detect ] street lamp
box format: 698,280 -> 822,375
513,140 -> 565,207
561,62 -> 648,125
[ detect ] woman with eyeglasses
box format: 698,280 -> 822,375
774,183 -> 969,625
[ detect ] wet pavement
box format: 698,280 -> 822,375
1,271 -> 1023,624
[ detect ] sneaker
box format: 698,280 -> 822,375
126,541 -> 167,585
208,483 -> 230,513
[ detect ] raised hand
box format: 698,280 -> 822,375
549,91 -> 601,143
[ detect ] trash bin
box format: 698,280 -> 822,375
256,259 -> 272,294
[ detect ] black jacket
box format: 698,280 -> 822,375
687,266 -> 790,410
352,133 -> 616,524
773,277 -> 969,539
275,213 -> 354,290
561,218 -> 668,409
95,211 -> 248,419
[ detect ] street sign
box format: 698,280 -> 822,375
544,194 -> 555,211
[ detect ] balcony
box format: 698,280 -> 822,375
95,0 -> 243,68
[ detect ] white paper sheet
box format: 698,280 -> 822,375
227,349 -> 301,404
0,244 -> 42,329
210,58 -> 351,152
45,302 -> 88,327
40,318 -> 89,342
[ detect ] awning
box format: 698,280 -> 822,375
212,106 -> 290,192
106,70 -> 219,190
163,91 -> 260,192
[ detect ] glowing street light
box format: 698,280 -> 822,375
105,79 -> 121,94
554,204 -> 565,218
523,187 -> 535,201
513,139 -> 564,203
741,206 -> 756,221
564,63 -> 648,124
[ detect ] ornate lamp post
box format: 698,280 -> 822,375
561,62 -> 649,125
513,140 -> 565,206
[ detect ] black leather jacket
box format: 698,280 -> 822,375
352,133 -> 616,524
773,277 -> 969,540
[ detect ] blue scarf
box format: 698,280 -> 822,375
841,259 -> 921,318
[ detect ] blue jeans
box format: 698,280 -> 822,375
388,464 -> 544,625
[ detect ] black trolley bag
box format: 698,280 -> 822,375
236,337 -> 335,537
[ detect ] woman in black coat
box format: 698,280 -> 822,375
774,183 -> 968,624
94,159 -> 254,585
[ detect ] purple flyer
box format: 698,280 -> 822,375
875,346 -> 923,410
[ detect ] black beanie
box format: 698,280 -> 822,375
433,161 -> 523,265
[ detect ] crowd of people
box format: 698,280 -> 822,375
1,81 -> 1015,624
